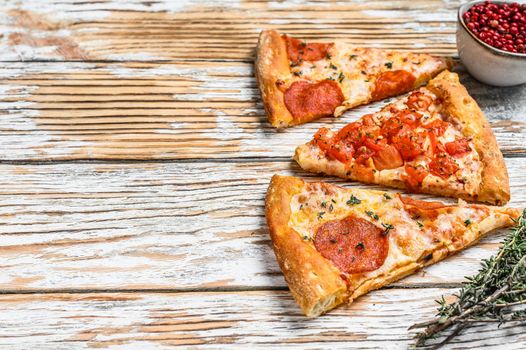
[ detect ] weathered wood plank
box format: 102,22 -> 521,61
0,159 -> 523,291
0,62 -> 524,160
0,0 -> 462,62
0,289 -> 524,349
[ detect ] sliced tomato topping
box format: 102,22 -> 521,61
355,146 -> 375,165
392,126 -> 427,161
361,114 -> 376,126
404,163 -> 429,189
314,127 -> 333,153
373,144 -> 403,170
445,138 -> 471,157
423,119 -> 449,136
427,131 -> 438,156
406,91 -> 434,111
381,116 -> 404,140
397,109 -> 422,126
337,121 -> 363,144
314,127 -> 355,163
364,137 -> 386,152
327,139 -> 355,163
429,153 -> 459,179
380,109 -> 421,140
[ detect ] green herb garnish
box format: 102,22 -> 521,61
382,223 -> 394,235
347,195 -> 361,205
366,210 -> 379,221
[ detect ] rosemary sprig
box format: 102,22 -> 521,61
411,209 -> 526,348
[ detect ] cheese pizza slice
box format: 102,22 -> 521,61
295,70 -> 510,205
266,175 -> 519,317
256,29 -> 452,128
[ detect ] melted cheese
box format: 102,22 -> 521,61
288,183 -> 489,282
288,43 -> 445,104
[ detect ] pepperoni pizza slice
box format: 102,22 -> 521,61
295,70 -> 510,205
266,175 -> 519,317
256,29 -> 452,128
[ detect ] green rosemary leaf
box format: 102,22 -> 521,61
412,209 -> 526,347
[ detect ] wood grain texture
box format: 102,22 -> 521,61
0,62 -> 524,160
1,0 -> 525,348
1,0 -> 462,62
0,290 -> 525,349
0,159 -> 523,291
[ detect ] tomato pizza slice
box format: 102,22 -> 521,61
256,29 -> 452,128
266,175 -> 519,317
295,70 -> 510,205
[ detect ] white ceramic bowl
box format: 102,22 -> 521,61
457,0 -> 526,86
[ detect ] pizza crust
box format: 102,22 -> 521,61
265,175 -> 347,317
266,175 -> 519,317
255,30 -> 295,128
256,29 -> 453,128
426,70 -> 510,205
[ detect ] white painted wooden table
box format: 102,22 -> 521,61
0,1 -> 525,348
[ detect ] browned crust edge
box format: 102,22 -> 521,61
427,70 -> 510,205
265,175 -> 347,317
255,30 -> 294,128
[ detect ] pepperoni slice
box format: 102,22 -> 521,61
399,195 -> 448,210
284,80 -> 344,121
372,70 -> 416,101
314,215 -> 389,274
282,35 -> 333,63
399,195 -> 451,220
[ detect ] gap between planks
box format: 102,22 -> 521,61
0,153 -> 522,165
0,282 -> 467,296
